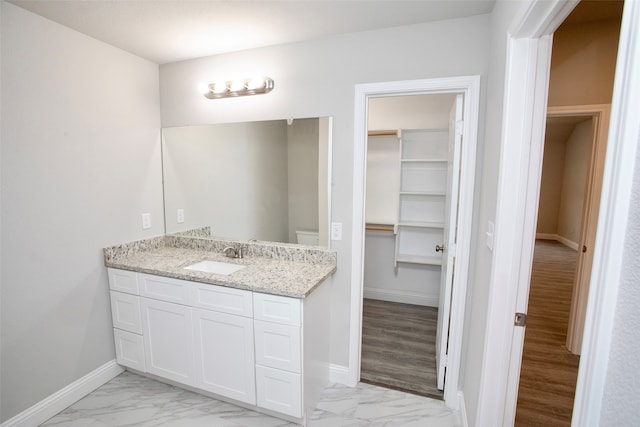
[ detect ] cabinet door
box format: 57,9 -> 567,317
140,298 -> 194,385
192,308 -> 256,405
256,365 -> 302,418
113,328 -> 146,372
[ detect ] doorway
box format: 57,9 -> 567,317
349,76 -> 481,409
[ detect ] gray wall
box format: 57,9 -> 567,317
159,14 -> 491,373
1,2 -> 163,421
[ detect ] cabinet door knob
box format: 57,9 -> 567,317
435,245 -> 445,253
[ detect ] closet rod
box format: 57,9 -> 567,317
365,224 -> 395,232
368,130 -> 400,138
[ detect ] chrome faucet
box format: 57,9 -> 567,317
223,246 -> 244,259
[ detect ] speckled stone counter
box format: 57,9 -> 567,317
104,235 -> 336,298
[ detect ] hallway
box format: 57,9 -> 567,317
515,240 -> 580,426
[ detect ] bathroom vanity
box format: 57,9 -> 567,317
104,233 -> 336,425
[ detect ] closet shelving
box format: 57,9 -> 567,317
394,129 -> 448,267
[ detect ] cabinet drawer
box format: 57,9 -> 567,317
191,283 -> 253,317
139,273 -> 191,305
114,328 -> 146,372
108,268 -> 139,295
253,293 -> 301,326
110,291 -> 142,334
254,320 -> 301,373
255,365 -> 302,418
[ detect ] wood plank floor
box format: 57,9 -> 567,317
360,298 -> 443,400
515,240 -> 581,426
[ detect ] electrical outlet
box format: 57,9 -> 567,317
331,222 -> 343,241
141,213 -> 151,230
177,209 -> 185,224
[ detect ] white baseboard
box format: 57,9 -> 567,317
329,364 -> 354,386
457,391 -> 468,427
535,233 -> 579,251
535,233 -> 557,240
363,288 -> 438,307
2,360 -> 124,427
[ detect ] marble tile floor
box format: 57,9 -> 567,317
42,371 -> 462,426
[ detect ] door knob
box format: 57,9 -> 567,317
435,245 -> 445,253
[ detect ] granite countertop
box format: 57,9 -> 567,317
104,235 -> 336,298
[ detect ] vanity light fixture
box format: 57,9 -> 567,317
202,76 -> 274,99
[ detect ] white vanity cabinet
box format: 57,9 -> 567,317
107,267 -> 330,425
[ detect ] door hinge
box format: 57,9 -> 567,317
514,312 -> 527,327
440,354 -> 448,369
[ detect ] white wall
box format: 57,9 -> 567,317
600,144 -> 640,425
160,15 -> 491,371
0,2 -> 163,422
162,121 -> 290,241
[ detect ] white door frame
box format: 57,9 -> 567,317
476,0 -> 640,425
349,75 -> 480,409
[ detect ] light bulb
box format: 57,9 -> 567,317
229,79 -> 245,92
212,80 -> 228,94
246,76 -> 266,90
197,82 -> 210,95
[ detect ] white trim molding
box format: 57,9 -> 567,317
350,75 -> 481,409
535,233 -> 578,251
1,360 -> 124,427
363,288 -> 438,307
328,364 -> 351,386
457,391 -> 469,427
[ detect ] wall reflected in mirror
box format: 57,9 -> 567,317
162,117 -> 331,247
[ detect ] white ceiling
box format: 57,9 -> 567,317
8,0 -> 495,64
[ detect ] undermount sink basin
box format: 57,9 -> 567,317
184,260 -> 246,275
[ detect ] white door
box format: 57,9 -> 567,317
435,94 -> 463,390
192,308 -> 256,404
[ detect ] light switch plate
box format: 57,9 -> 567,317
141,213 -> 151,230
331,222 -> 342,241
177,209 -> 185,224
